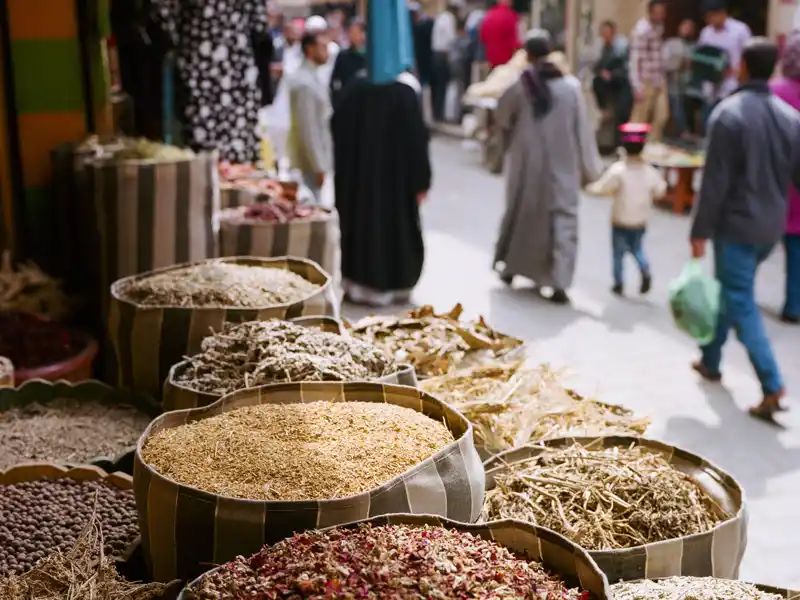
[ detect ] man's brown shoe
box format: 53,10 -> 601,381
749,390 -> 788,425
692,361 -> 722,383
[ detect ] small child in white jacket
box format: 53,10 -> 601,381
587,123 -> 667,296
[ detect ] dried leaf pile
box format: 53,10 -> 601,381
421,362 -> 650,452
0,251 -> 70,320
349,304 -> 522,378
143,401 -> 454,500
176,320 -> 397,395
187,524 -> 585,600
483,443 -> 730,550
612,577 -> 785,600
0,516 -> 171,600
123,261 -> 319,308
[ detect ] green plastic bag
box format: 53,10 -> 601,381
668,260 -> 721,345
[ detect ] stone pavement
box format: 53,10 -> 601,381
343,137 -> 800,588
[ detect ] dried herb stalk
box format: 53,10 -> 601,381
612,577 -> 784,600
124,261 -> 319,308
143,401 -> 454,500
177,320 -> 396,395
483,443 -> 730,550
187,524 -> 585,600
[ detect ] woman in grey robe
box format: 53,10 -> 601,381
493,30 -> 602,304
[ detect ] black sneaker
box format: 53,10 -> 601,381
611,284 -> 623,296
499,273 -> 514,287
640,273 -> 652,295
549,289 -> 570,305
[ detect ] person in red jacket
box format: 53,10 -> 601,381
480,0 -> 521,69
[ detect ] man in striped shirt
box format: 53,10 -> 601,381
629,0 -> 669,142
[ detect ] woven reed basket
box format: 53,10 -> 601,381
177,514 -> 613,600
134,381 -> 485,582
162,316 -> 417,412
483,436 -> 747,583
108,256 -> 339,402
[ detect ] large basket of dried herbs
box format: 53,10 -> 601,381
179,514 -> 612,600
0,379 -> 159,475
134,381 -> 485,582
482,437 -> 747,582
0,356 -> 13,388
109,256 -> 338,401
348,303 -> 524,379
612,577 -> 800,600
162,317 -> 417,411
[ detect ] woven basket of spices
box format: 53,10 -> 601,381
0,356 -> 13,388
0,379 -> 160,475
482,436 -> 747,582
109,256 -> 338,401
134,381 -> 485,582
178,514 -> 612,600
0,463 -> 140,578
612,577 -> 800,600
162,316 -> 417,411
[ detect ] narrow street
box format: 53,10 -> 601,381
347,136 -> 800,588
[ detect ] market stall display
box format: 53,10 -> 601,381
612,577 -> 800,600
644,143 -> 705,214
109,257 -> 337,400
163,317 -> 416,411
483,437 -> 746,581
421,361 -> 649,456
0,357 -> 12,388
179,515 -> 612,600
348,304 -> 523,379
0,380 -> 159,472
0,464 -> 138,578
218,162 -> 286,209
133,382 -> 484,581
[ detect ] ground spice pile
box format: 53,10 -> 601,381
143,401 -> 454,500
612,577 -> 784,600
483,443 -> 729,550
175,320 -> 397,395
123,261 -> 319,308
0,311 -> 83,370
0,478 -> 139,577
0,399 -> 153,470
187,524 -> 585,600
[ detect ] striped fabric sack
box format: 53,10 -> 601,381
178,515 -> 613,600
133,381 -> 486,582
218,206 -> 341,287
109,257 -> 338,402
162,316 -> 417,412
484,436 -> 747,583
219,184 -> 259,210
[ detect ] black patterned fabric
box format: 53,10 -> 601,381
153,0 -> 267,163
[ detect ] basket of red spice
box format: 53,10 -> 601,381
0,311 -> 98,383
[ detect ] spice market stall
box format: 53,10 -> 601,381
133,381 -> 484,581
482,437 -> 747,582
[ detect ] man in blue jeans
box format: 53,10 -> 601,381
690,38 -> 800,422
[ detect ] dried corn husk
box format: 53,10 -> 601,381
0,251 -> 70,320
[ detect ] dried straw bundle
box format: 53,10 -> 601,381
0,517 -> 169,600
612,577 -> 785,600
0,251 -> 70,320
483,443 -> 730,550
422,362 -> 649,452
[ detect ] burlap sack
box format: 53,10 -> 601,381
484,436 -> 747,583
0,357 -> 13,388
0,379 -> 159,474
133,381 -> 485,582
218,206 -> 341,286
178,514 -> 613,600
162,316 -> 417,412
109,256 -> 338,401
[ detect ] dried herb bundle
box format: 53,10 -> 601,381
483,443 -> 730,550
612,577 -> 784,600
176,320 -> 396,395
0,516 -> 170,600
349,304 -> 522,378
0,251 -> 70,320
187,524 -> 584,600
123,261 -> 320,308
422,362 -> 649,452
143,401 -> 454,500
0,399 -> 153,470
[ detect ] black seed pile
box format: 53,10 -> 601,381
0,478 -> 139,577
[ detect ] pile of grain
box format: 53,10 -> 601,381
142,401 -> 454,500
612,577 -> 784,600
0,399 -> 153,470
483,443 -> 729,550
123,261 -> 319,308
175,320 -> 397,395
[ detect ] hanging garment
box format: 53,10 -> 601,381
153,0 -> 268,163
